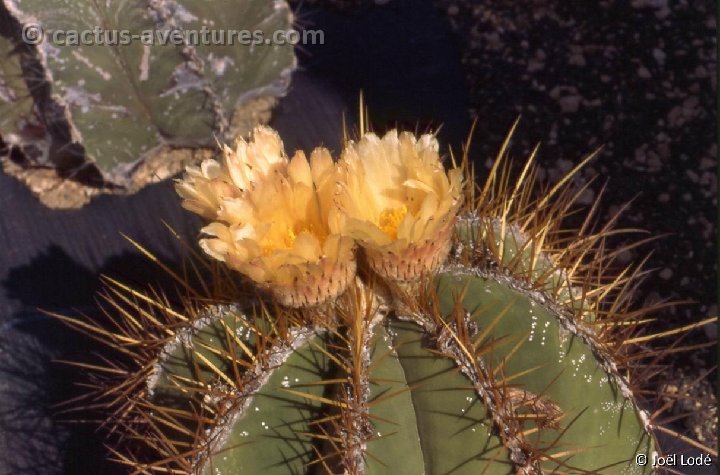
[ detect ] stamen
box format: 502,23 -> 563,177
378,205 -> 408,240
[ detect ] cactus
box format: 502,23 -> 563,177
56,118 -> 715,474
0,0 -> 295,206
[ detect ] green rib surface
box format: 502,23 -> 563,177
436,273 -> 653,474
203,334 -> 330,475
377,321 -> 514,475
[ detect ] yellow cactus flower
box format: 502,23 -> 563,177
175,127 -> 356,307
333,130 -> 462,281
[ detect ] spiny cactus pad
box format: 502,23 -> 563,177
55,124 -> 708,474
0,0 -> 295,204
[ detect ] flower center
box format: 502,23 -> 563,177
261,228 -> 296,256
261,223 -> 317,256
378,205 -> 408,240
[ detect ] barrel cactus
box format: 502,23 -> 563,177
57,118 -> 713,474
0,0 -> 295,207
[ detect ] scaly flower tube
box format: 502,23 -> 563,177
175,126 -> 356,307
333,130 -> 462,281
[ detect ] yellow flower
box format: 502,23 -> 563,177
333,130 -> 462,281
175,126 -> 356,307
174,158 -> 239,220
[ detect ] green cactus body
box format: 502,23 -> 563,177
57,125 -> 682,474
128,217 -> 654,475
0,0 -> 294,194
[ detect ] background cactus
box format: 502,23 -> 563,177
50,119 -> 712,475
0,0 -> 295,207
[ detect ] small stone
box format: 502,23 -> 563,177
699,157 -> 715,170
652,48 -> 666,65
656,143 -> 670,160
569,51 -> 586,66
557,159 -> 574,173
637,66 -> 651,78
704,323 -> 717,340
577,188 -> 595,205
616,248 -> 634,265
647,154 -> 662,173
527,59 -> 545,72
559,95 -> 581,113
705,305 -> 718,340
